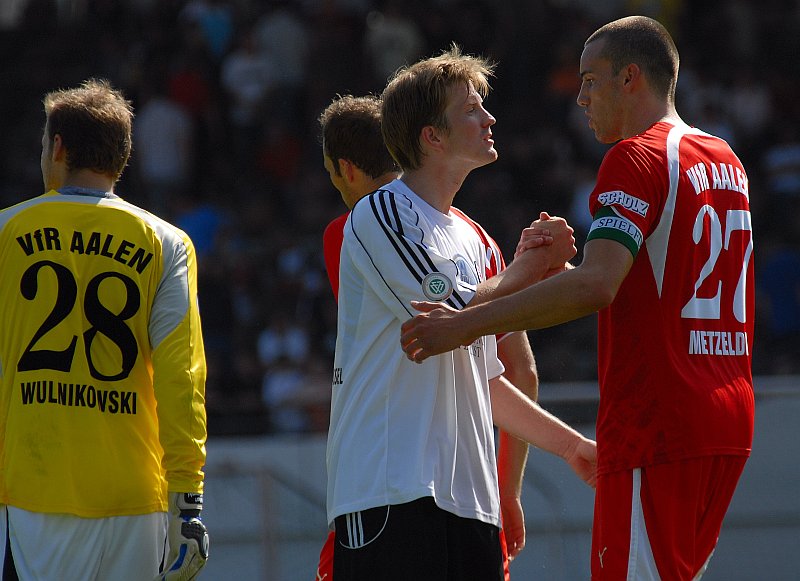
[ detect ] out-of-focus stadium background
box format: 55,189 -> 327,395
1,1 -> 798,579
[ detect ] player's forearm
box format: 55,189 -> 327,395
490,375 -> 589,462
497,429 -> 528,499
467,266 -> 604,339
472,252 -> 550,305
497,332 -> 539,401
495,332 -> 537,498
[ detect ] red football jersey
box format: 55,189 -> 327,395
322,213 -> 349,302
451,207 -> 507,283
587,121 -> 755,475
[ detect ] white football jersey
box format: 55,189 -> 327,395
327,179 -> 504,528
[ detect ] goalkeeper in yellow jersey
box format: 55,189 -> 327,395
0,79 -> 209,580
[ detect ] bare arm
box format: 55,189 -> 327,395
495,331 -> 538,560
472,213 -> 577,305
489,374 -> 597,488
401,238 -> 633,361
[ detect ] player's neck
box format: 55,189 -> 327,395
622,98 -> 680,139
401,164 -> 467,214
62,169 -> 116,194
367,172 -> 400,194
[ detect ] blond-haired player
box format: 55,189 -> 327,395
318,93 -> 544,580
326,48 -> 596,580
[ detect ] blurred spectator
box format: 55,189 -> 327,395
567,164 -> 598,240
257,313 -> 309,367
729,66 -> 773,141
261,356 -> 308,432
544,40 -> 582,119
257,313 -> 332,433
256,121 -> 304,185
172,191 -> 228,259
220,27 -> 277,180
133,76 -> 195,215
363,0 -> 425,85
762,125 -> 800,198
0,0 -> 26,28
179,0 -> 236,61
167,48 -> 216,121
261,355 -> 330,433
253,1 -> 310,125
696,101 -> 737,149
756,204 -> 800,375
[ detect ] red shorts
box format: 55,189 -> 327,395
316,520 -> 510,580
591,455 -> 747,580
316,531 -> 334,580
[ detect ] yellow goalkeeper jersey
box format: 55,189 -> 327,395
0,189 -> 207,518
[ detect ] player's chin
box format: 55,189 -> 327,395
477,148 -> 498,167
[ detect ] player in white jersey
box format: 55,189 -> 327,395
327,46 -> 596,580
0,79 -> 208,580
318,93 -> 564,580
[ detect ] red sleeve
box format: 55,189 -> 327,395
450,207 -> 509,342
323,213 -> 349,302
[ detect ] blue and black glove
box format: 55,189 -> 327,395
155,492 -> 209,581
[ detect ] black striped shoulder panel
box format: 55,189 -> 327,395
352,189 -> 469,310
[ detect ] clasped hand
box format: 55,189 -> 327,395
514,211 -> 576,275
401,213 -> 575,362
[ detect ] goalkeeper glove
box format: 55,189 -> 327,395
155,492 -> 209,581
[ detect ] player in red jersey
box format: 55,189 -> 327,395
401,16 -> 754,580
317,94 -> 571,579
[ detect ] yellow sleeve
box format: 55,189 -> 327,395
150,231 -> 207,494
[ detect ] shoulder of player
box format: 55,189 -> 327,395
324,212 -> 349,236
450,205 -> 500,251
0,192 -> 58,230
97,198 -> 198,258
349,186 -> 416,229
599,132 -> 672,182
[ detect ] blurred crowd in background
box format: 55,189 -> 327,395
1,0 -> 798,435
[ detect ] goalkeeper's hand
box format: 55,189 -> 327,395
155,492 -> 209,581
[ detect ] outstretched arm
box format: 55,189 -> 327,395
490,374 -> 597,487
400,238 -> 633,361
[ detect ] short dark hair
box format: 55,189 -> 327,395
586,16 -> 679,102
319,94 -> 399,179
43,78 -> 133,179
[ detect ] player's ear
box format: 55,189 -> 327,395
621,63 -> 641,90
340,159 -> 357,182
51,134 -> 67,161
420,126 -> 443,152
